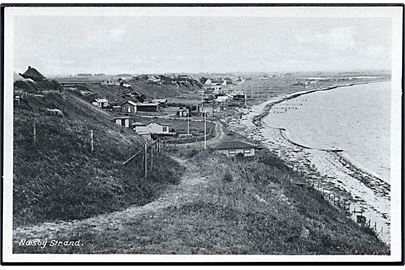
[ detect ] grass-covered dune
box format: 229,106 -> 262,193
13,89 -> 184,227
21,148 -> 389,255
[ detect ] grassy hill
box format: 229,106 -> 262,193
14,148 -> 389,255
57,75 -> 203,106
13,86 -> 184,227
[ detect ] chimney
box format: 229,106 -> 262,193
28,66 -> 31,69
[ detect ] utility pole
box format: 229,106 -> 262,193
187,111 -> 190,135
33,122 -> 36,144
144,143 -> 148,179
150,142 -> 154,171
90,130 -> 94,152
204,112 -> 207,150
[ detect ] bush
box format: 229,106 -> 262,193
187,149 -> 199,158
223,171 -> 233,182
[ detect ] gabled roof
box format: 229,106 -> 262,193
95,98 -> 108,103
152,99 -> 168,103
114,116 -> 130,119
19,66 -> 46,82
136,102 -> 159,106
215,141 -> 256,150
146,121 -> 169,127
122,100 -> 137,106
132,121 -> 169,127
131,122 -> 146,126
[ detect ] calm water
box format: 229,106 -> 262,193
264,81 -> 391,182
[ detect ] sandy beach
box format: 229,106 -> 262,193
224,82 -> 391,244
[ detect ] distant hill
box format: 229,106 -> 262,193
59,74 -> 203,106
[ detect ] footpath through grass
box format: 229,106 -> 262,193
13,90 -> 184,227
14,148 -> 389,255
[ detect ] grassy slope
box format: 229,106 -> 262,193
13,89 -> 184,226
20,149 -> 389,255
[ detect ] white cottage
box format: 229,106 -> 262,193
133,122 -> 170,136
113,116 -> 130,128
214,141 -> 256,157
92,98 -> 109,108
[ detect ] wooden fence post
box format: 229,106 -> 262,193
150,142 -> 154,171
33,122 -> 36,144
90,130 -> 94,152
144,143 -> 148,179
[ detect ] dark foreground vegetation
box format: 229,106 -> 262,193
13,89 -> 183,226
15,147 -> 389,255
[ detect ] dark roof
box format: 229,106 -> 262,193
215,141 -> 256,150
19,66 -> 46,82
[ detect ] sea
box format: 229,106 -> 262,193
264,81 -> 391,183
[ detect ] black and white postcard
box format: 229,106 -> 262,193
1,4 -> 403,265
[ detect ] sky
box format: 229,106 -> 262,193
13,15 -> 392,75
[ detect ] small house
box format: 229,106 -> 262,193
133,122 -> 171,135
177,107 -> 189,117
214,141 -> 256,157
113,116 -> 130,128
231,91 -> 246,101
215,94 -> 231,103
92,98 -> 109,108
204,78 -> 212,85
121,100 -> 138,114
152,99 -> 168,107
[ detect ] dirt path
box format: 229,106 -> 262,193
13,156 -> 207,241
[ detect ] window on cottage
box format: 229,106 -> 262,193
244,149 -> 251,153
163,127 -> 168,132
229,150 -> 236,154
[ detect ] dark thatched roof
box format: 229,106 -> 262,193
19,66 -> 46,82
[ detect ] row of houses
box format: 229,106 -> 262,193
113,115 -> 256,157
92,97 -> 168,113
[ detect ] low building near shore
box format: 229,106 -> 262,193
214,141 -> 256,157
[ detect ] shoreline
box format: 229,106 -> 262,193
226,80 -> 391,244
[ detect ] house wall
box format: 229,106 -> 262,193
121,103 -> 137,114
136,105 -> 159,112
135,123 -> 169,134
217,148 -> 255,157
114,118 -> 130,128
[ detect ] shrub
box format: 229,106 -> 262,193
223,171 -> 233,182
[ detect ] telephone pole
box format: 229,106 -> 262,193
187,110 -> 190,135
204,112 -> 207,150
144,143 -> 148,179
33,122 -> 37,144
90,130 -> 94,152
